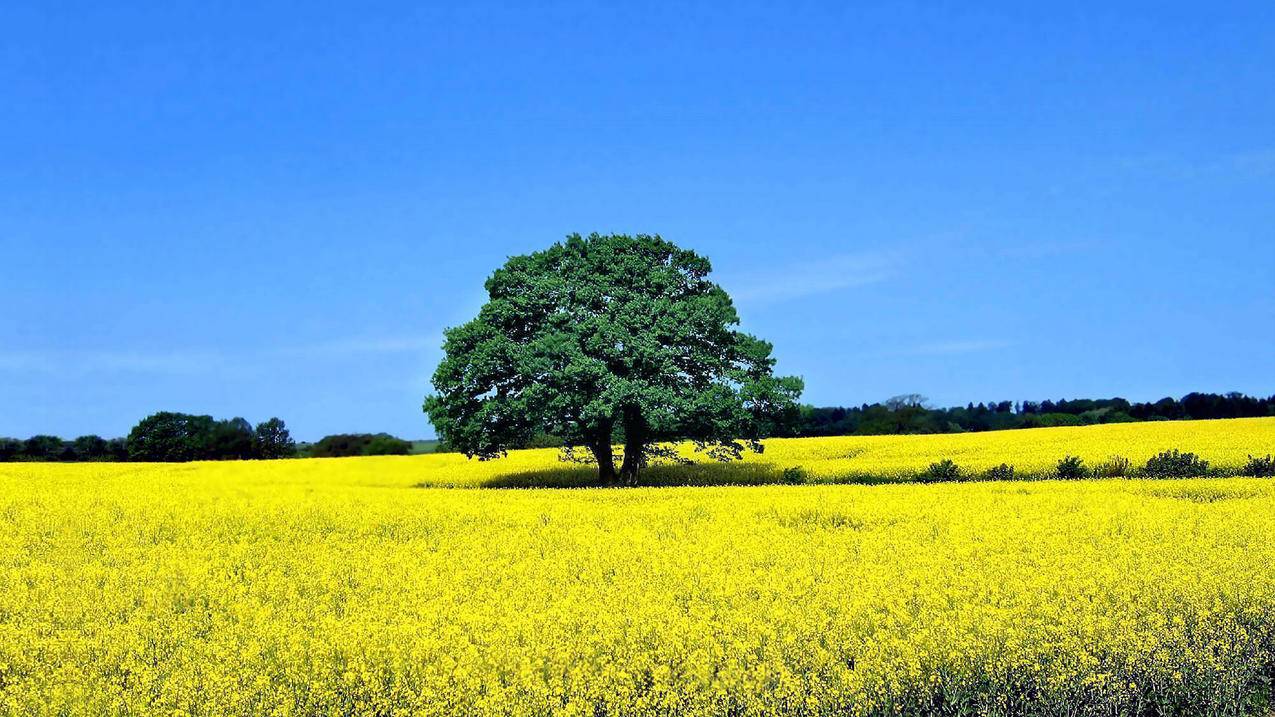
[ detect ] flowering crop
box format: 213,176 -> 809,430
0,418 -> 1273,715
403,416 -> 1275,487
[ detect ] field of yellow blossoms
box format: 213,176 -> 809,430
1,417 -> 1273,715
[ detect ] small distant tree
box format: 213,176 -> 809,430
984,463 -> 1016,481
1241,454 -> 1275,478
885,394 -> 928,411
425,233 -> 803,484
919,458 -> 962,483
21,435 -> 65,461
127,412 -> 211,462
1055,455 -> 1088,479
0,438 -> 22,461
309,433 -> 411,457
206,418 -> 256,460
310,434 -> 369,458
107,437 -> 130,461
1143,449 -> 1209,478
254,418 -> 296,459
72,435 -> 111,461
364,434 -> 411,456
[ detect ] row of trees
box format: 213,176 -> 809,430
791,392 -> 1275,437
0,412 -> 296,462
303,433 -> 413,457
5,391 -> 1268,463
0,414 -> 426,462
444,391 -> 1275,452
125,412 -> 296,461
0,434 -> 131,462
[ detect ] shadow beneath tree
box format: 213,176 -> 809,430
467,461 -> 797,489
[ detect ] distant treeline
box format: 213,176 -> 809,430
299,433 -> 414,458
0,412 -> 297,463
788,391 -> 1275,437
0,413 -> 417,463
4,392 -> 1271,462
451,391 -> 1275,450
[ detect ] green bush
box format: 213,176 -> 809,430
72,435 -> 112,461
919,459 -> 962,483
781,466 -> 809,485
311,433 -> 412,458
1055,455 -> 1087,479
1240,454 -> 1274,478
364,434 -> 412,456
1143,449 -> 1209,478
984,463 -> 1015,481
22,435 -> 67,461
1093,455 -> 1131,478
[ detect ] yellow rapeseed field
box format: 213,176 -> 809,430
1,418 -> 1273,715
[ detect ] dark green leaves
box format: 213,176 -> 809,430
425,233 -> 803,480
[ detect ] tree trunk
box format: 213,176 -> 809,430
588,424 -> 617,484
618,408 -> 645,486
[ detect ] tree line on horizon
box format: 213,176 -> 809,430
438,390 -> 1275,451
0,412 -> 412,463
786,391 -> 1275,438
0,412 -> 298,463
2,391 -> 1271,463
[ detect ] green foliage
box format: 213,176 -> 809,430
127,412 -> 215,462
254,418 -> 296,459
209,418 -> 257,460
309,434 -> 369,458
1056,455 -> 1088,479
1094,455 -> 1131,478
310,433 -> 411,458
0,438 -> 22,461
781,466 -> 808,485
1143,449 -> 1210,478
984,463 -> 1016,481
72,435 -> 111,461
127,412 -> 297,462
364,434 -> 411,456
424,233 -> 803,484
23,435 -> 68,461
919,459 -> 963,483
794,391 -> 1275,438
1023,413 -> 1084,428
1241,454 -> 1275,477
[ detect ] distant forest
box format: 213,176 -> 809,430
482,391 -> 1275,451
786,391 -> 1275,437
2,392 -> 1271,462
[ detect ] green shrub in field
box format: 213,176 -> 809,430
984,463 -> 1016,481
781,466 -> 809,485
1143,449 -> 1209,478
1055,455 -> 1087,479
1241,454 -> 1274,478
919,459 -> 963,483
1094,455 -> 1131,478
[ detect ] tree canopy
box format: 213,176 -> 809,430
126,412 -> 295,462
424,233 -> 803,484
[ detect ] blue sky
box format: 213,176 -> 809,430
2,2 -> 1273,441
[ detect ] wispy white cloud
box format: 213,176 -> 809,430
726,250 -> 900,305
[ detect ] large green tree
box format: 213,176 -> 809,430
424,233 -> 803,484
